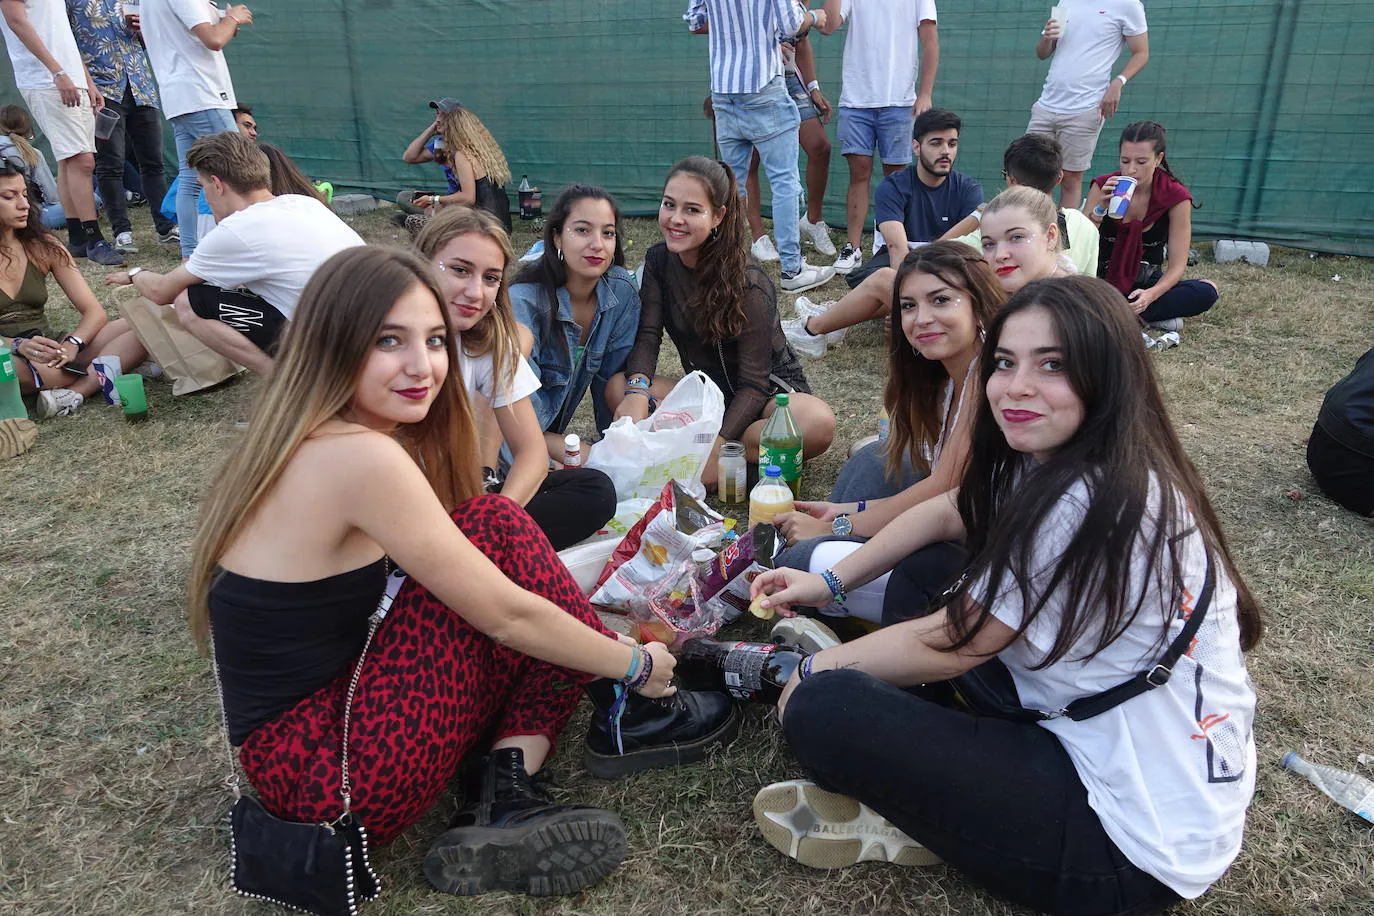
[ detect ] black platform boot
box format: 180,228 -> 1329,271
582,681 -> 741,779
423,747 -> 626,897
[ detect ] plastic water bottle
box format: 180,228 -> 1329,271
748,464 -> 794,529
758,393 -> 803,497
0,343 -> 28,420
1282,752 -> 1374,824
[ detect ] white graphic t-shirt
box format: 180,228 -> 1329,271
976,474 -> 1257,899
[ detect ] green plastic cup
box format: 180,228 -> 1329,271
114,373 -> 147,421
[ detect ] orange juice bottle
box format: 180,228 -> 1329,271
748,464 -> 794,529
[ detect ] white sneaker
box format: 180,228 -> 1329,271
779,262 -> 836,295
1147,317 -> 1183,332
800,217 -> 837,257
1153,330 -> 1182,350
783,316 -> 828,358
794,296 -> 846,345
114,231 -> 138,253
36,388 -> 83,419
832,244 -> 861,275
770,616 -> 842,654
751,234 -> 780,262
754,780 -> 942,870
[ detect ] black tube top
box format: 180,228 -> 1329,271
209,559 -> 386,744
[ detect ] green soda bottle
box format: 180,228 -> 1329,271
757,392 -> 803,497
0,343 -> 29,420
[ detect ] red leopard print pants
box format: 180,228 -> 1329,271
237,494 -> 614,845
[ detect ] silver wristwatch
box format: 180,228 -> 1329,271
831,514 -> 853,536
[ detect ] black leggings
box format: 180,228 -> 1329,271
521,467 -> 617,551
1138,279 -> 1218,323
783,669 -> 1181,916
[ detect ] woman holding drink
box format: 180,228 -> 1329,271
1085,121 -> 1217,341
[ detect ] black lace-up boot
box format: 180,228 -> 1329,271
423,748 -> 626,897
582,680 -> 740,779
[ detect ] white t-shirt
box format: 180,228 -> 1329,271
837,0 -> 938,109
1036,0 -> 1148,114
460,349 -> 540,410
0,0 -> 84,90
186,195 -> 365,318
975,475 -> 1256,899
140,0 -> 236,118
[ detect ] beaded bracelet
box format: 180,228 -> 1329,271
820,568 -> 848,607
624,646 -> 653,692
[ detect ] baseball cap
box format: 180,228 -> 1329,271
429,98 -> 463,114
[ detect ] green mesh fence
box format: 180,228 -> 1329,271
3,1 -> 1371,254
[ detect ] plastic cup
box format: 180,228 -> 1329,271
94,108 -> 120,141
1049,5 -> 1066,35
114,373 -> 147,421
1107,176 -> 1138,219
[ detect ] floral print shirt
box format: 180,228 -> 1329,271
65,0 -> 160,108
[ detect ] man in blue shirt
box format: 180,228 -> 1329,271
848,107 -> 981,286
65,0 -> 178,255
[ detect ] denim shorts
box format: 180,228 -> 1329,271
711,76 -> 800,145
839,105 -> 914,164
785,72 -> 819,122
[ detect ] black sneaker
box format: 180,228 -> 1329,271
85,239 -> 127,267
583,680 -> 740,778
66,241 -> 88,259
423,748 -> 626,897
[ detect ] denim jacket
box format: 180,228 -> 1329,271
510,265 -> 641,435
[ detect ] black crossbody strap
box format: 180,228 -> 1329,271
1060,554 -> 1216,722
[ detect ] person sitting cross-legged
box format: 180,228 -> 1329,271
105,131 -> 363,375
0,158 -> 146,419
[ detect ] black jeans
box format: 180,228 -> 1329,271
880,540 -> 966,627
783,669 -> 1181,916
96,84 -> 174,237
1137,279 -> 1217,323
522,467 -> 617,551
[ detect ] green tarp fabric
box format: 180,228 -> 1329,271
3,0 -> 1371,254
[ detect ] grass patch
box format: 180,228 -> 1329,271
2,210 -> 1371,914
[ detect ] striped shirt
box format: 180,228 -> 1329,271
686,0 -> 808,94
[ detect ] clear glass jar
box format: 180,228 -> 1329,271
717,441 -> 747,504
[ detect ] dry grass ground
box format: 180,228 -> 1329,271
1,206 -> 1371,916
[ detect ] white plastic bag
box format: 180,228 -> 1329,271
587,370 -> 725,500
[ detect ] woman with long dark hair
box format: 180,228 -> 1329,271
773,242 -> 1008,624
510,184 -> 640,462
189,246 -> 735,899
751,276 -> 1260,915
258,142 -> 326,203
0,160 -> 147,418
610,156 -> 836,487
1085,121 -> 1218,343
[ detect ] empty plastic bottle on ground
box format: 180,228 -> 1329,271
758,393 -> 803,497
675,638 -> 806,703
0,343 -> 28,420
1282,752 -> 1374,823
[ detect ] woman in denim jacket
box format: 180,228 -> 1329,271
511,185 -> 641,463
